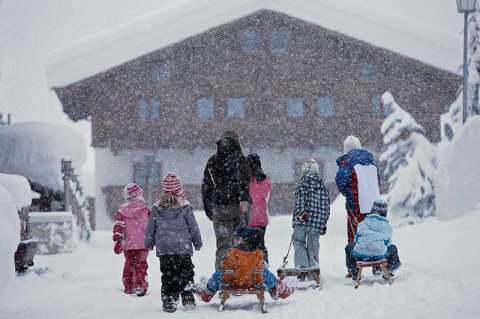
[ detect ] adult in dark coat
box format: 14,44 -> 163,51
202,131 -> 251,270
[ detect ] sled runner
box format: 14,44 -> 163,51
354,259 -> 393,289
276,235 -> 322,289
219,287 -> 267,313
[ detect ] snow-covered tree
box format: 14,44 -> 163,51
380,92 -> 437,218
442,12 -> 480,144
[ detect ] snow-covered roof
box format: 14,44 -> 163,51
46,0 -> 461,87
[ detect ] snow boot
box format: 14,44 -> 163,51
372,266 -> 382,276
162,295 -> 178,313
134,288 -> 145,297
181,291 -> 196,310
275,280 -> 294,300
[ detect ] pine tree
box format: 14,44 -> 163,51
380,92 -> 437,218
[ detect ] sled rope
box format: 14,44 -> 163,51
282,235 -> 294,268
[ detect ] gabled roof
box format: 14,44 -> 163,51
46,0 -> 461,87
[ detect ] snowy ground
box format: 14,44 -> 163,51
1,197 -> 479,319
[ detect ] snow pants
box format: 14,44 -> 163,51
159,254 -> 195,302
206,269 -> 278,293
212,205 -> 247,270
293,225 -> 320,268
345,243 -> 401,274
123,249 -> 149,294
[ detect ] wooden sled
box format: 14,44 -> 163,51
277,265 -> 322,288
354,259 -> 393,289
219,287 -> 267,313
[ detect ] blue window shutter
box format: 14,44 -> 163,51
242,31 -> 260,52
151,97 -> 160,120
360,64 -> 377,81
287,98 -> 305,117
271,31 -> 288,53
138,97 -> 149,121
197,98 -> 214,120
227,98 -> 246,118
372,95 -> 382,114
317,96 -> 335,117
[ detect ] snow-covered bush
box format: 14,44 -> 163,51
0,184 -> 20,289
0,122 -> 86,191
380,92 -> 437,218
436,116 -> 480,220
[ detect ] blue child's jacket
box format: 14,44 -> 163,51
353,214 -> 392,260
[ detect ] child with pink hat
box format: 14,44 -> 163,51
145,172 -> 203,313
112,182 -> 150,296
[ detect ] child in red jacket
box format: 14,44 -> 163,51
113,183 -> 150,296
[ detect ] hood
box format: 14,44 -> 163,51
301,172 -> 325,190
120,199 -> 148,218
336,149 -> 375,166
216,131 -> 242,156
364,214 -> 389,231
155,205 -> 186,220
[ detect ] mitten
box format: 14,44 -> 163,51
297,212 -> 309,222
114,240 -> 123,254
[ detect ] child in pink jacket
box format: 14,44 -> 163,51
113,183 -> 150,296
247,153 -> 272,264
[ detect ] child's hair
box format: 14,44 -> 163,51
247,153 -> 267,182
158,193 -> 178,208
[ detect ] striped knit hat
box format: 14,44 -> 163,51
162,172 -> 186,200
371,199 -> 388,217
123,183 -> 144,201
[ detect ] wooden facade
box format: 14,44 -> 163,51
53,10 -> 461,222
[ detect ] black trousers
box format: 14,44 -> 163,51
159,254 -> 195,300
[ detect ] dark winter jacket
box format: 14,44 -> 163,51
144,204 -> 202,256
202,134 -> 251,220
293,172 -> 330,234
335,149 -> 380,213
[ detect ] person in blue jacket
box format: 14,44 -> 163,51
345,199 -> 401,280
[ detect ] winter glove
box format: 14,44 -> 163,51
297,212 -> 309,222
114,240 -> 123,254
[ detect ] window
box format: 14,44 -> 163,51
133,156 -> 162,187
316,96 -> 335,117
197,97 -> 214,120
271,31 -> 288,53
293,160 -> 324,181
227,98 -> 245,118
360,64 -> 377,81
150,97 -> 160,120
137,97 -> 160,121
242,31 -> 260,52
372,95 -> 382,114
287,98 -> 305,118
153,64 -> 169,83
138,97 -> 149,121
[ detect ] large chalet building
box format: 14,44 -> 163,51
49,6 -> 460,229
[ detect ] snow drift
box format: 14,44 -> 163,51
0,173 -> 32,211
0,184 -> 20,290
436,116 -> 480,220
0,122 -> 87,190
